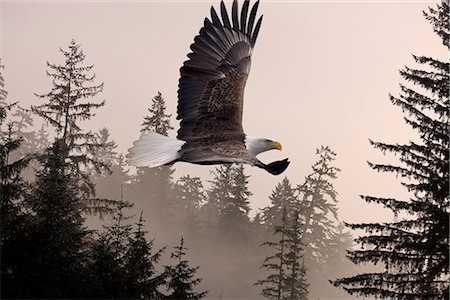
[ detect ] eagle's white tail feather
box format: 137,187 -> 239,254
127,132 -> 185,168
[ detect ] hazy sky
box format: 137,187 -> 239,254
1,0 -> 446,225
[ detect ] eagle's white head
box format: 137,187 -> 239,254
245,136 -> 282,156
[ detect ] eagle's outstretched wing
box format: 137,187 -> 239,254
177,0 -> 263,148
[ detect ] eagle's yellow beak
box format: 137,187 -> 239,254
271,141 -> 282,151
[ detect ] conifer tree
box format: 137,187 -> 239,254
89,199 -> 133,298
0,59 -> 7,105
164,237 -> 207,299
32,39 -> 107,200
93,127 -> 118,169
332,2 -> 449,298
284,211 -> 308,300
141,91 -> 174,135
24,139 -> 91,298
262,177 -> 299,228
297,146 -> 340,287
0,101 -> 32,298
206,165 -> 252,243
176,175 -> 205,236
130,91 -> 177,231
9,107 -> 50,181
255,207 -> 289,300
89,129 -> 130,216
123,211 -> 166,299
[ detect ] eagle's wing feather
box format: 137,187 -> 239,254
177,0 -> 262,149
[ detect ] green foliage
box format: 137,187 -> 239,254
332,2 -> 449,298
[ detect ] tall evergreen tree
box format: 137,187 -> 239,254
32,39 -> 108,200
262,177 -> 299,228
130,91 -> 177,234
205,165 -> 252,244
23,139 -> 91,298
89,199 -> 134,298
176,175 -> 205,237
164,237 -> 207,299
332,2 -> 449,298
255,207 -> 289,300
284,211 -> 308,300
141,91 -> 174,135
0,101 -> 32,298
123,211 -> 166,299
297,146 -> 340,289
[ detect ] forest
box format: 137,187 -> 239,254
1,1 -> 449,300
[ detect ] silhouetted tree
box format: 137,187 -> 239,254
255,207 -> 289,300
0,101 -> 32,298
205,165 -> 252,244
297,146 -> 340,290
24,139 -> 91,298
141,91 -> 174,135
89,129 -> 129,216
164,237 -> 207,299
123,211 -> 166,299
175,175 -> 205,237
32,39 -> 107,201
89,199 -> 133,298
332,2 -> 449,298
284,211 -> 308,300
0,59 -> 7,105
93,127 -> 118,169
130,91 -> 177,233
262,177 -> 299,228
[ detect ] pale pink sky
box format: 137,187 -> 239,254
1,0 -> 446,224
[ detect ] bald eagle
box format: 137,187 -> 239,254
127,0 -> 290,175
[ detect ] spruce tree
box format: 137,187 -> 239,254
206,165 -> 252,244
332,2 -> 449,298
0,101 -> 32,298
130,91 -> 177,233
284,211 -> 308,300
32,39 -> 108,200
141,91 -> 174,135
164,237 -> 207,299
296,146 -> 340,291
24,139 -> 91,298
89,199 -> 133,298
89,129 -> 130,216
123,211 -> 166,299
255,207 -> 289,300
262,177 -> 299,228
0,59 -> 7,105
176,175 -> 205,237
